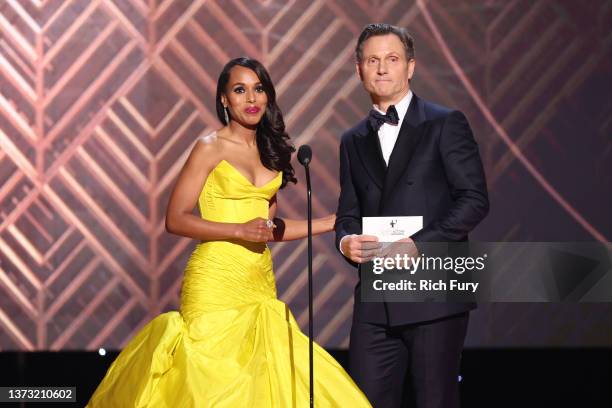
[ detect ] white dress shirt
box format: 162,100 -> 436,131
374,90 -> 412,166
339,91 -> 413,256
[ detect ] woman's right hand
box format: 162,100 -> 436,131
236,217 -> 275,242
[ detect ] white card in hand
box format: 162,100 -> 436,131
362,216 -> 423,242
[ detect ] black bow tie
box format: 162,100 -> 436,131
368,105 -> 399,132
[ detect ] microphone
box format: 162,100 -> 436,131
298,144 -> 312,166
298,144 -> 314,408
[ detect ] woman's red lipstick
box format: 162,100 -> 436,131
245,106 -> 260,114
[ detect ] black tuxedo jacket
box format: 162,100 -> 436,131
335,94 -> 489,325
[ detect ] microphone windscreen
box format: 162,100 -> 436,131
297,145 -> 312,166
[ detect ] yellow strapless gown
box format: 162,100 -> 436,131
87,159 -> 371,407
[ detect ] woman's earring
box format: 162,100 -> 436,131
224,106 -> 230,124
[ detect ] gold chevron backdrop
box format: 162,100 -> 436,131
2,0 -> 612,350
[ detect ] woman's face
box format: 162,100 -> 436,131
222,66 -> 268,128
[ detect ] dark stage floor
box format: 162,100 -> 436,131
1,349 -> 611,407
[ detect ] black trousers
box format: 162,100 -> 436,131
349,312 -> 469,408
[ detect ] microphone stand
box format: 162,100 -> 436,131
305,160 -> 314,408
298,145 -> 314,408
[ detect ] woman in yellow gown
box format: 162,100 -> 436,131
86,57 -> 371,407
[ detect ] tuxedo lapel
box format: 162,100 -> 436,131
379,94 -> 426,210
353,121 -> 386,189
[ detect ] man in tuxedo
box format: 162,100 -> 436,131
335,23 -> 489,408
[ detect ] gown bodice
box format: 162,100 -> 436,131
180,158 -> 283,321
197,158 -> 282,223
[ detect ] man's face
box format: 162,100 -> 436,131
357,34 -> 415,104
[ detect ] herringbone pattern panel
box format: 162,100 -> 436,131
1,0 -> 611,350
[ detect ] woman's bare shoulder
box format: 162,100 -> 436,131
193,130 -> 224,156
197,130 -> 219,145
181,130 -> 224,172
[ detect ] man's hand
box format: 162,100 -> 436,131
379,237 -> 419,260
341,234 -> 382,264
